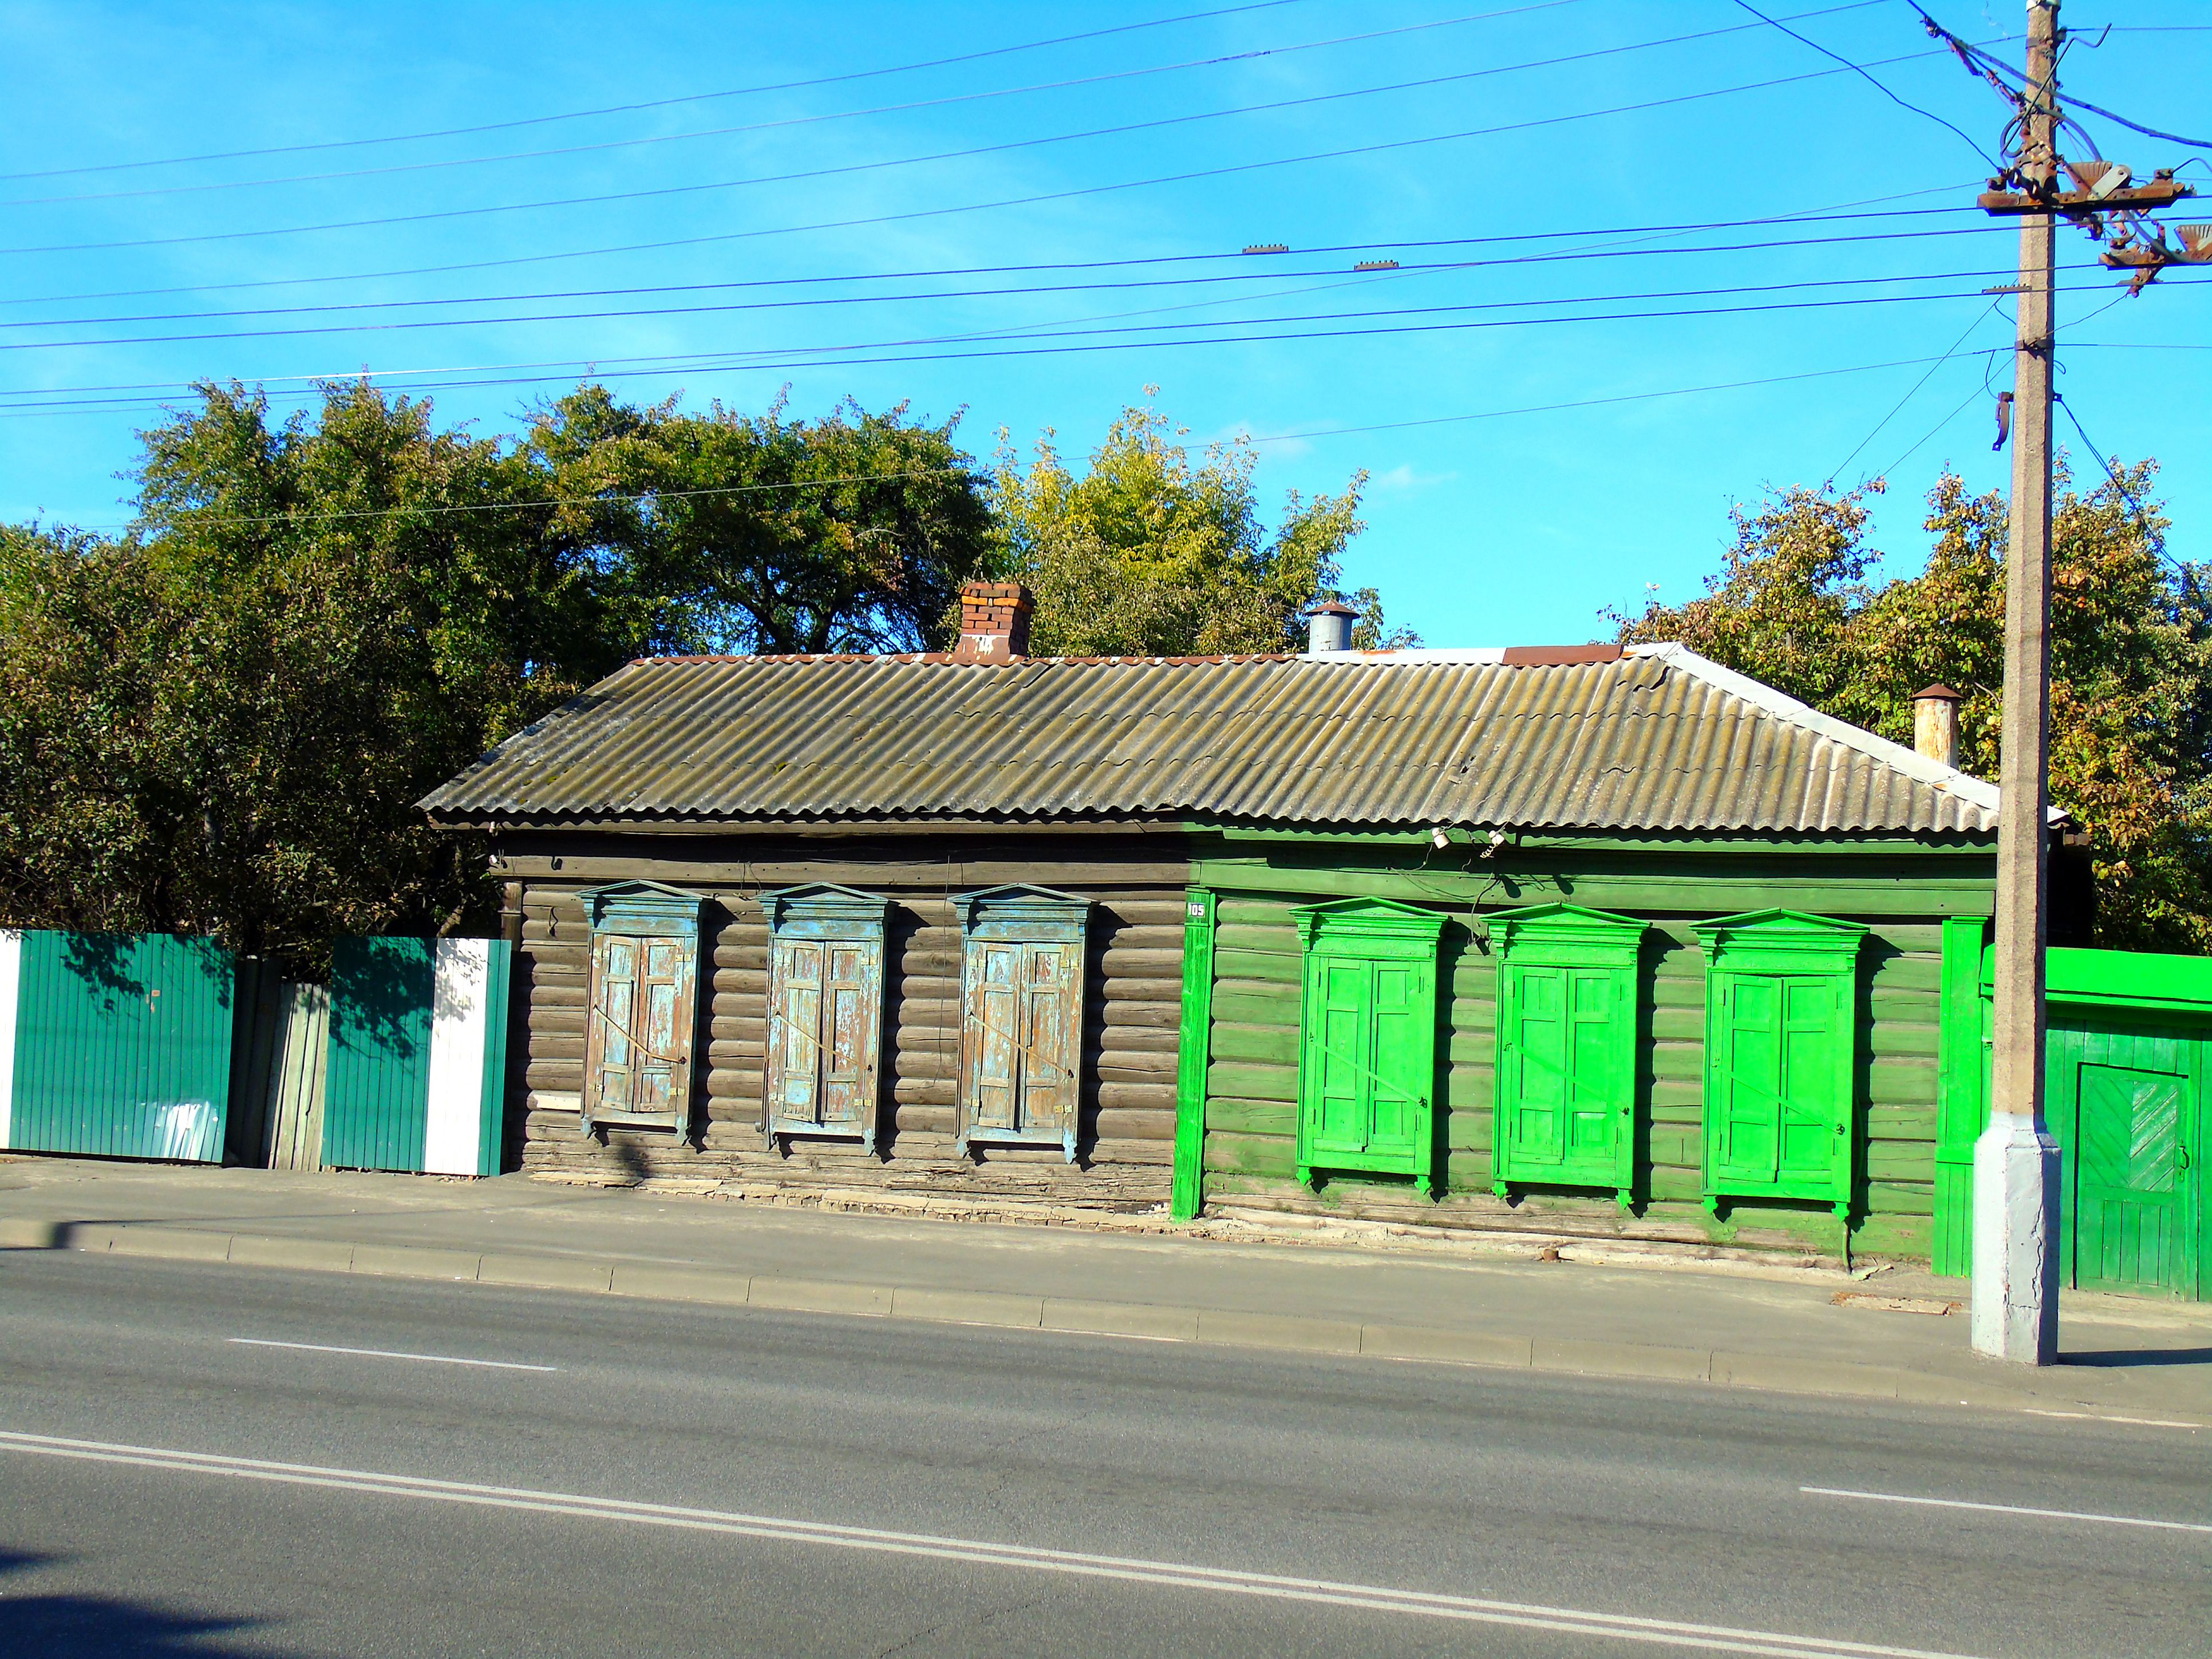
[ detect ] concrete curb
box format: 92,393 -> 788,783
16,1219 -> 2187,1423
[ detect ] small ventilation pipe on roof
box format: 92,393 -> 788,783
1306,597 -> 1357,654
955,580 -> 1034,665
1913,684 -> 1961,769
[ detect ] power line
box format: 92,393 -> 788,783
0,0 -> 1334,182
0,38 -> 1996,259
0,187 -> 1986,311
0,218 -> 2001,335
10,311 -> 2200,427
2051,394 -> 2188,579
2048,88 -> 2212,154
1910,3 -> 2210,152
22,349 -> 2063,528
1,2 -> 1619,208
1729,0 -> 2000,167
600,263 -> 2099,361
1872,378 -> 1985,481
0,217 -> 2110,409
0,230 -> 2016,352
1827,299 -> 2005,483
0,282 -> 2106,421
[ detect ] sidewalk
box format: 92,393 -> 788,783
4,1154 -> 2209,1425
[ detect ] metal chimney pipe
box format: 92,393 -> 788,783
1913,684 -> 1961,769
1306,598 -> 1357,654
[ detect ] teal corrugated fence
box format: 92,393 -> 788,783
0,930 -> 234,1162
323,937 -> 509,1175
325,937 -> 435,1171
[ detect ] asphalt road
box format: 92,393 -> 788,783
0,1249 -> 2205,1659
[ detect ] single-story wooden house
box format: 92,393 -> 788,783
421,582 -> 2088,1262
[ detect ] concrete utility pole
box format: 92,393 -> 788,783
1973,0 -> 2062,1366
1949,0 -> 2195,1359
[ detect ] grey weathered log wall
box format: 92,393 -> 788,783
495,832 -> 1190,1203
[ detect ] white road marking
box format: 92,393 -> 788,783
227,1337 -> 556,1373
1803,1486 -> 2212,1535
0,1429 -> 1977,1659
2021,1408 -> 2203,1430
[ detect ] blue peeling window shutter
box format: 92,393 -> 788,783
771,938 -> 824,1125
590,935 -> 640,1115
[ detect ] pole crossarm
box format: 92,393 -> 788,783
1977,180 -> 2194,216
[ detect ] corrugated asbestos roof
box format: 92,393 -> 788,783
420,643 -> 2002,835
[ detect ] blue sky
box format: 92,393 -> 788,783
2,0 -> 2206,646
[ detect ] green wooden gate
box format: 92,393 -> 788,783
0,930 -> 235,1162
1941,945 -> 2212,1299
2047,1022 -> 2198,1297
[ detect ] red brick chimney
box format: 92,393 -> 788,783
954,581 -> 1033,664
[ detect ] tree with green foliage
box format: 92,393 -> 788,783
0,380 -> 637,967
1610,462 -> 2212,950
991,398 -> 1411,655
0,378 -> 999,967
534,386 -> 996,655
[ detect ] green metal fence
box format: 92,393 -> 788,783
323,937 -> 510,1175
0,930 -> 235,1162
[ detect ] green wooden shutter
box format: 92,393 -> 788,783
1491,904 -> 1643,1204
1367,959 -> 1428,1162
1567,969 -> 1628,1171
1170,890 -> 1218,1223
1695,910 -> 1865,1218
1712,974 -> 1782,1185
1307,957 -> 1374,1160
1777,978 -> 1845,1184
1293,898 -> 1444,1197
1508,965 -> 1569,1167
819,944 -> 873,1131
631,939 -> 692,1120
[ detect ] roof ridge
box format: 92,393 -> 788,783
626,647 -> 1633,668
1645,643 -> 2006,814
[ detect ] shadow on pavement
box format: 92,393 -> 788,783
2061,1346 -> 2212,1369
0,1548 -> 296,1656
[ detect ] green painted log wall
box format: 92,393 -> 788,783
1188,842 -> 1978,1257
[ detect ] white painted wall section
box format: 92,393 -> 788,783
422,938 -> 493,1176
0,930 -> 19,1151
